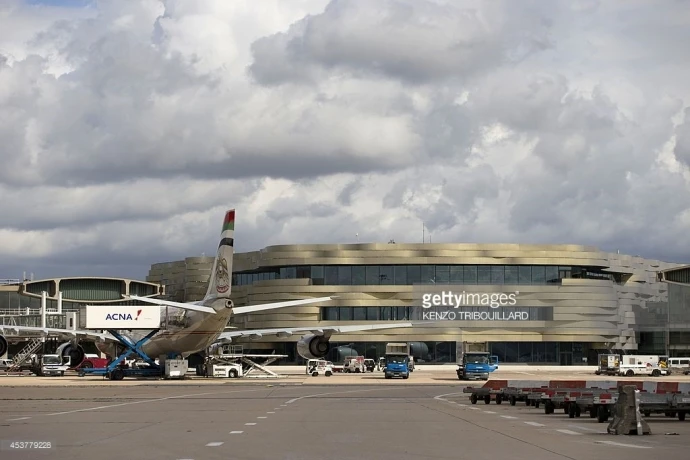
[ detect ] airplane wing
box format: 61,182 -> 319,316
215,322 -> 413,341
231,296 -> 337,314
128,295 -> 337,314
128,296 -> 216,314
0,325 -> 118,343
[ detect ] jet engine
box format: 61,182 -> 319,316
0,335 -> 7,357
56,342 -> 85,368
296,334 -> 330,360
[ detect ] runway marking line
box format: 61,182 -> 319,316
484,411 -> 497,414
257,416 -> 267,419
594,441 -> 652,449
7,388 -> 269,420
556,429 -> 582,435
524,422 -> 545,427
230,431 -> 243,434
206,442 -> 224,447
6,417 -> 30,421
245,423 -> 256,426
285,387 -> 407,404
267,411 -> 275,413
500,415 -> 518,419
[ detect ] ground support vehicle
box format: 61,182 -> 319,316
78,329 -> 165,380
306,359 -> 333,377
31,354 -> 70,376
384,343 -> 410,379
197,345 -> 288,378
462,386 -> 502,405
210,363 -> 243,378
343,356 -> 365,373
493,384 -> 690,424
456,352 -> 499,380
364,359 -> 375,372
594,353 -> 620,376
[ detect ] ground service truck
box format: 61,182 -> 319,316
456,351 -> 499,380
384,343 -> 410,379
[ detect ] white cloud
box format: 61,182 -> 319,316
1,0 -> 690,280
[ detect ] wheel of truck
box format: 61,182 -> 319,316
510,396 -> 516,406
457,374 -> 463,380
81,361 -> 93,368
311,371 -> 318,377
355,368 -> 361,373
544,401 -> 554,415
568,404 -> 576,418
563,403 -> 570,414
526,398 -> 530,406
229,369 -> 238,378
625,370 -> 634,377
496,394 -> 502,405
110,369 -> 124,381
471,394 -> 478,404
643,410 -> 651,417
652,369 -> 661,377
597,405 -> 608,423
678,412 -> 686,421
535,401 -> 540,409
484,395 -> 491,404
589,407 -> 597,418
325,371 -> 332,377
60,371 -> 64,377
575,405 -> 581,418
402,375 -> 409,379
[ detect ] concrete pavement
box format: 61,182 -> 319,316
1,384 -> 688,460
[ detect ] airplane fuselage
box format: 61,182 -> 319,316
95,304 -> 234,360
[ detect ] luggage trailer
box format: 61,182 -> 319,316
463,384 -> 690,423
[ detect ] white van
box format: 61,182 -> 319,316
618,354 -> 669,377
0,358 -> 13,370
668,357 -> 690,374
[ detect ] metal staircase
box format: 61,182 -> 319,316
5,337 -> 44,373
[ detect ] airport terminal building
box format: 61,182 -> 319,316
147,243 -> 685,365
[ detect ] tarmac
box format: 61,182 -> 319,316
1,382 -> 689,460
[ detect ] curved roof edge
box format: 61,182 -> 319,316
18,277 -> 164,303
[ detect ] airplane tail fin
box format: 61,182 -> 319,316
203,209 -> 235,304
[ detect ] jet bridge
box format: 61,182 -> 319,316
203,344 -> 288,378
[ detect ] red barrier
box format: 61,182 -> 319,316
548,380 -> 587,388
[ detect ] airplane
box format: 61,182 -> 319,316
0,209 -> 412,374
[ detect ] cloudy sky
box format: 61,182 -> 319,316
1,0 -> 690,281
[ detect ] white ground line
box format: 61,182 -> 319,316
6,417 -> 30,421
433,391 -> 467,401
285,387 -> 407,404
524,422 -> 545,427
206,442 -> 224,447
257,416 -> 267,419
8,388 -> 268,420
267,411 -> 275,413
245,423 -> 256,426
500,415 -> 518,419
556,429 -> 582,435
230,431 -> 244,434
567,424 -> 604,433
484,411 -> 497,414
594,441 -> 652,449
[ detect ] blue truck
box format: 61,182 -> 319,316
456,351 -> 499,380
384,342 -> 410,379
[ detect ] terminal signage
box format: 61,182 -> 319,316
84,305 -> 161,329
